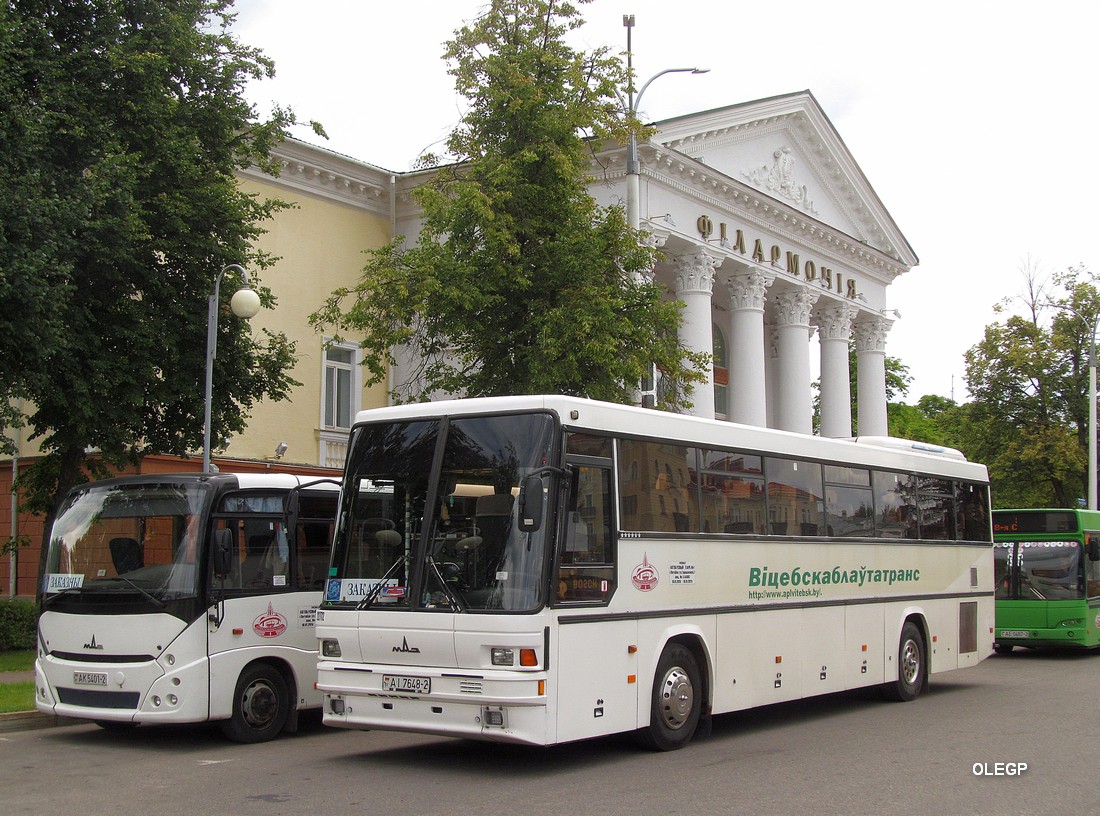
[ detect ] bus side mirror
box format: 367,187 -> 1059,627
213,528 -> 234,577
518,474 -> 544,533
1089,536 -> 1100,562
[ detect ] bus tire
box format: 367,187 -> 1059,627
884,621 -> 926,702
220,663 -> 290,743
637,643 -> 702,751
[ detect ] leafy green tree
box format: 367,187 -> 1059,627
310,0 -> 707,409
813,345 -> 912,435
960,265 -> 1097,507
887,400 -> 947,445
0,0 -> 309,587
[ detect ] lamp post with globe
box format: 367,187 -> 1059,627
202,263 -> 261,473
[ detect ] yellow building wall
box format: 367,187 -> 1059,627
231,176 -> 392,467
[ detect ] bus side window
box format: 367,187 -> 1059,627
1087,534 -> 1100,598
556,465 -> 615,604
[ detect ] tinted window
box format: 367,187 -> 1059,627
766,458 -> 824,536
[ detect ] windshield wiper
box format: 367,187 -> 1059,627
425,555 -> 465,612
356,556 -> 407,610
41,585 -> 83,608
98,575 -> 167,608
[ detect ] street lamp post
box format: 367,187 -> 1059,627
623,15 -> 708,231
203,263 -> 261,473
1053,301 -> 1099,509
1089,335 -> 1097,510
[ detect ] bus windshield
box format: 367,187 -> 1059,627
327,412 -> 558,612
995,540 -> 1083,600
43,480 -> 211,604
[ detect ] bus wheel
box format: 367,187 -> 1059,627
884,621 -> 926,702
993,643 -> 1014,655
220,663 -> 290,743
637,643 -> 702,751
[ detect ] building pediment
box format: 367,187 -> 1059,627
653,91 -> 916,267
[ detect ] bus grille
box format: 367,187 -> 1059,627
57,688 -> 141,709
459,680 -> 483,694
51,651 -> 154,663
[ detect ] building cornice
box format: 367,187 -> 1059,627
238,138 -> 394,217
655,91 -> 918,270
589,143 -> 910,287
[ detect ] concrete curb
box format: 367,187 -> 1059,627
0,709 -> 80,734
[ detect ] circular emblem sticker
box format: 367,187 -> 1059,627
253,603 -> 288,638
631,553 -> 659,592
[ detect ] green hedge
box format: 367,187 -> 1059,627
0,599 -> 37,651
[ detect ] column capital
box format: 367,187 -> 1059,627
725,269 -> 774,312
772,289 -> 819,327
673,250 -> 721,296
815,303 -> 858,342
853,316 -> 891,353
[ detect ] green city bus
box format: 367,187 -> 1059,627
992,509 -> 1100,653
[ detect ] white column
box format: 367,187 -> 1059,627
726,270 -> 772,427
816,303 -> 857,438
772,289 -> 819,434
674,251 -> 720,419
765,327 -> 779,429
853,317 -> 891,437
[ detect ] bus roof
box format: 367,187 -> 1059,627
354,396 -> 989,483
67,472 -> 342,494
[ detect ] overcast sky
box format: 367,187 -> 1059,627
229,0 -> 1100,403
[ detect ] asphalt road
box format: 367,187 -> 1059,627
0,648 -> 1093,816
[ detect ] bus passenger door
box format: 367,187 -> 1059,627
553,461 -> 636,742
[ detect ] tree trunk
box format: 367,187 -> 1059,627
34,446 -> 87,605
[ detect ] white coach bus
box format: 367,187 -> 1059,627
315,396 -> 993,750
35,472 -> 345,742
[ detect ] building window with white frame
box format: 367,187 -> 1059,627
322,342 -> 358,431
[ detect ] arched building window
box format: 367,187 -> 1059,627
713,324 -> 728,419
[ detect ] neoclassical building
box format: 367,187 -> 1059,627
388,90 -> 913,437
1,90 -> 912,596
584,90 -> 914,437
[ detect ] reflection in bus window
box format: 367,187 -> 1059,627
556,465 -> 614,604
766,458 -> 824,536
873,472 -> 914,538
956,482 -> 990,541
617,439 -> 698,533
917,477 -> 954,540
701,450 -> 765,534
1018,542 -> 1082,600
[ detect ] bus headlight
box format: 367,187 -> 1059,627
321,639 -> 342,658
491,647 -> 537,667
1059,619 -> 1083,627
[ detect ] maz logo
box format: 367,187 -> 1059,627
83,634 -> 104,650
392,637 -> 421,654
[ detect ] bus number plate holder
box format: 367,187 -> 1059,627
382,674 -> 431,694
74,671 -> 108,686
1000,630 -> 1029,638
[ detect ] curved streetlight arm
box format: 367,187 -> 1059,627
634,68 -> 708,115
203,263 -> 255,473
625,68 -> 708,230
627,68 -> 709,171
